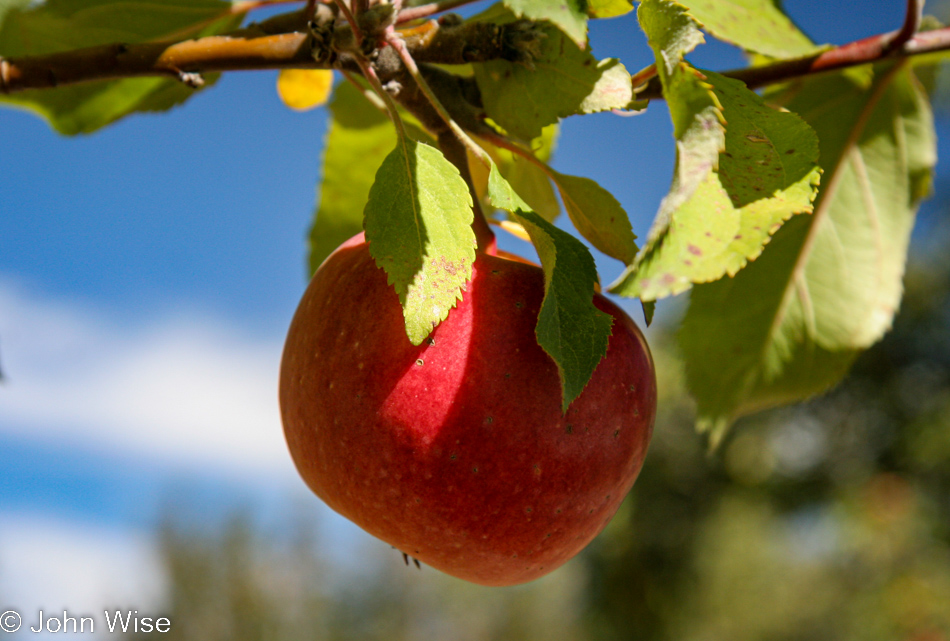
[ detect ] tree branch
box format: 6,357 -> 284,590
636,24 -> 950,100
0,34 -> 321,93
0,10 -> 541,95
3,8 -> 949,98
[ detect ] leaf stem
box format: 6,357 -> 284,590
629,64 -> 657,91
353,55 -> 409,140
478,129 -> 555,180
340,68 -> 387,112
383,30 -> 491,167
332,0 -> 364,45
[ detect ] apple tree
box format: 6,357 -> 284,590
1,0 -> 947,581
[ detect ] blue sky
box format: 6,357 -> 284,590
0,0 -> 942,628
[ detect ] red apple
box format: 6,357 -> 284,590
279,233 -> 656,586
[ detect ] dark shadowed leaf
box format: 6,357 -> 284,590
488,165 -> 613,410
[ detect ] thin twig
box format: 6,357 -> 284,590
637,25 -> 950,100
0,34 -> 319,93
396,0 -> 482,24
354,54 -> 409,140
5,17 -> 950,95
340,68 -> 387,112
886,0 -> 923,53
384,29 -> 491,166
332,0 -> 364,45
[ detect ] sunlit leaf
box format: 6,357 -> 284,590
587,0 -> 634,19
551,170 -> 638,264
309,83 -> 436,274
364,139 -> 476,345
503,0 -> 587,46
680,63 -> 936,445
473,124 -> 561,222
309,84 -> 395,274
637,0 -> 723,215
678,0 -> 823,59
611,71 -> 821,299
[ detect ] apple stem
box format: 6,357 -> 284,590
439,132 -> 495,252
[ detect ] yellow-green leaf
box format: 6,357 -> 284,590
680,64 -> 936,445
364,140 -> 476,345
611,71 -> 821,300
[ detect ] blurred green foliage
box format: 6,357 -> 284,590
143,218 -> 950,641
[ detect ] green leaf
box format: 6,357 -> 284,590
638,0 -> 723,214
473,8 -> 635,140
488,165 -> 613,411
503,0 -> 587,46
0,0 -> 240,134
615,0 -> 722,293
309,84 -> 394,275
364,139 -> 476,345
677,0 -> 822,59
641,300 -> 655,326
680,63 -> 936,445
638,0 -> 705,76
483,124 -> 560,222
587,0 -> 634,19
0,0 -> 30,25
308,83 -> 434,274
610,71 -> 821,299
551,170 -> 638,264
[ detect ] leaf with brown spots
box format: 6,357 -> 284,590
680,64 -> 935,445
610,71 -> 820,300
364,139 -> 476,345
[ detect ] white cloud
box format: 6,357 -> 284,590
0,278 -> 296,478
0,513 -> 167,640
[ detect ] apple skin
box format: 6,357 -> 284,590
280,233 -> 656,586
